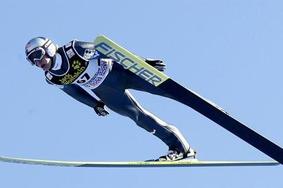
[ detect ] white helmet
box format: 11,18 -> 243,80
25,37 -> 57,66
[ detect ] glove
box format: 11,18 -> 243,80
94,101 -> 109,116
145,58 -> 166,72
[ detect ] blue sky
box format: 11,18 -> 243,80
0,0 -> 282,187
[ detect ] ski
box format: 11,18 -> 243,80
94,35 -> 283,164
0,155 -> 279,167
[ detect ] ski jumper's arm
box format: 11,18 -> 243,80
60,84 -> 99,108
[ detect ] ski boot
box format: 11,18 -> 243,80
157,148 -> 196,161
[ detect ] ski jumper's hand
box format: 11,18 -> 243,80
145,58 -> 166,72
94,101 -> 109,116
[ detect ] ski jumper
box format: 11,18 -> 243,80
45,40 -> 191,153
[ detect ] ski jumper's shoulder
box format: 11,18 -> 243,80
72,40 -> 98,61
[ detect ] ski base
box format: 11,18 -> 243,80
0,156 -> 279,167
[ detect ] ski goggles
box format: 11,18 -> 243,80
26,47 -> 45,65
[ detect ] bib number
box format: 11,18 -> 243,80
77,73 -> 91,84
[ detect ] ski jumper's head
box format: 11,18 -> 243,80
25,37 -> 57,71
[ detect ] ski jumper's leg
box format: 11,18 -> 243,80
93,63 -> 190,153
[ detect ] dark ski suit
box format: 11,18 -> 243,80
45,40 -> 190,153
